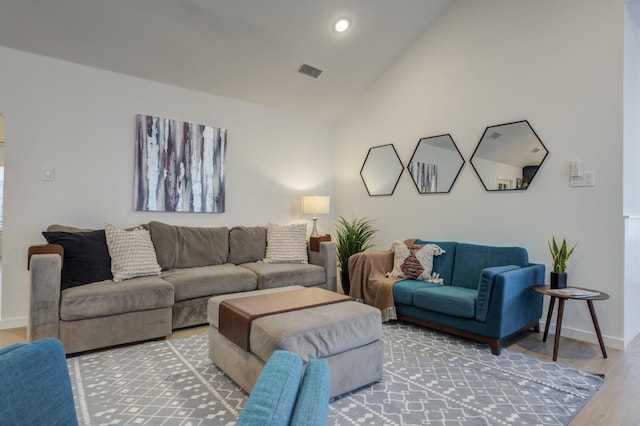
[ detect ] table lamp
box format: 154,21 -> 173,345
302,195 -> 330,237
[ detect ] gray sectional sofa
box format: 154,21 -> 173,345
28,221 -> 337,354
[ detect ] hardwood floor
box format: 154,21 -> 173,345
0,327 -> 28,347
508,330 -> 640,426
1,326 -> 637,424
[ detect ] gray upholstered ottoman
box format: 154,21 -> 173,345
208,286 -> 383,398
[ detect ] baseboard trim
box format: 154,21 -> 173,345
0,316 -> 27,330
546,323 -> 625,351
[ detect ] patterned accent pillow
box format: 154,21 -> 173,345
263,223 -> 308,264
388,240 -> 445,281
104,223 -> 161,282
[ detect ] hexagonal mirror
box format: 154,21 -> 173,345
470,120 -> 548,191
360,144 -> 404,196
408,134 -> 465,194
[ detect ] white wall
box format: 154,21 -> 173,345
624,0 -> 640,345
625,0 -> 640,216
336,0 -> 626,348
0,46 -> 335,328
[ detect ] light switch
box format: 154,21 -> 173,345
570,171 -> 595,187
42,167 -> 54,181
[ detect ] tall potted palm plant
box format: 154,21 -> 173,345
548,236 -> 578,289
335,217 -> 377,295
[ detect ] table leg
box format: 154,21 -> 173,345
553,298 -> 565,361
587,300 -> 608,359
543,296 -> 556,342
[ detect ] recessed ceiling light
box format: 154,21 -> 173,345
333,17 -> 351,33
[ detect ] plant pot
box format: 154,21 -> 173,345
341,270 -> 351,296
550,272 -> 567,289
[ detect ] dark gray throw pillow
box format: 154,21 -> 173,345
42,230 -> 113,290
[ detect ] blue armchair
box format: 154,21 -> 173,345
0,338 -> 78,425
236,350 -> 330,426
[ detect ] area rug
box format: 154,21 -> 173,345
68,322 -> 603,425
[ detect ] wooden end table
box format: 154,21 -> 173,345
532,285 -> 609,361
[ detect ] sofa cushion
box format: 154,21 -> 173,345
413,286 -> 477,319
42,230 -> 112,290
239,262 -> 325,289
393,280 -> 441,305
148,221 -> 229,270
415,241 -> 458,285
59,276 -> 174,321
451,243 -> 528,289
228,226 -> 267,265
161,264 -> 258,301
263,223 -> 308,264
46,224 -> 95,233
105,224 -> 162,282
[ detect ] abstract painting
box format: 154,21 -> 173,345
134,114 -> 226,213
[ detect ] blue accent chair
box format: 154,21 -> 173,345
0,338 -> 78,425
236,350 -> 330,426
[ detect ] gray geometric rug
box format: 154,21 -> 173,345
68,322 -> 603,425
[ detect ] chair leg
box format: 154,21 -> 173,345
489,340 -> 501,355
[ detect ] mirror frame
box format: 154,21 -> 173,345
470,120 -> 549,192
407,133 -> 465,194
360,144 -> 404,196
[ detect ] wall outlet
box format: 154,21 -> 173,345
570,170 -> 595,187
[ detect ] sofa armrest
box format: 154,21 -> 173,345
236,350 -> 303,425
347,250 -> 393,298
476,265 -> 522,322
0,339 -> 78,425
290,358 -> 330,425
29,252 -> 63,342
308,241 -> 337,292
483,263 -> 545,334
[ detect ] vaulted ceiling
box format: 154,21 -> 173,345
0,0 -> 453,122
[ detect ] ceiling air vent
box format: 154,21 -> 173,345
297,63 -> 323,79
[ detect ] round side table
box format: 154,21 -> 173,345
532,285 -> 609,361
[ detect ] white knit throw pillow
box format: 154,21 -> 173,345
263,223 -> 308,264
104,223 -> 161,282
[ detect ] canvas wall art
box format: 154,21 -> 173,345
134,114 -> 226,213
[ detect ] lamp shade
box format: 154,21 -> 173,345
302,196 -> 330,215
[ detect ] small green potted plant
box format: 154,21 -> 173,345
548,236 -> 578,289
335,217 -> 377,295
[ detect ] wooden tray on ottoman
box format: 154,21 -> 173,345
219,287 -> 351,351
